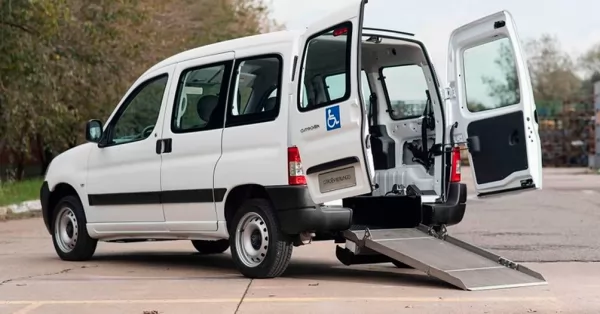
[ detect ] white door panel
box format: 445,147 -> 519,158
86,68 -> 174,224
447,11 -> 542,197
291,0 -> 374,204
160,52 -> 234,232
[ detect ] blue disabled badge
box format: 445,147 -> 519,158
326,105 -> 341,131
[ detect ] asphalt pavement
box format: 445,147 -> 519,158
1,167 -> 599,314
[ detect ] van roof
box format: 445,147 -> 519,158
144,27 -> 419,76
145,30 -> 304,75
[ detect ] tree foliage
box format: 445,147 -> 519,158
0,0 -> 278,179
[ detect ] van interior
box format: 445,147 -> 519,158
300,26 -> 446,203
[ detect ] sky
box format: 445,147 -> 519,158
267,0 -> 600,74
267,0 -> 600,108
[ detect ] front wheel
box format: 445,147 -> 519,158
51,195 -> 97,261
229,199 -> 292,278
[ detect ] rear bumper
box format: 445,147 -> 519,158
266,186 -> 352,235
40,181 -> 52,233
422,183 -> 467,227
264,182 -> 466,235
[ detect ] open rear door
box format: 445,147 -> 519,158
447,11 -> 542,197
290,0 -> 373,204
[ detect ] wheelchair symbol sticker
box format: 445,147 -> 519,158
326,105 -> 341,131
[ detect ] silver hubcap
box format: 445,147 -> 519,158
54,206 -> 78,253
235,212 -> 269,268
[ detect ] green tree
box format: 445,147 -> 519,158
0,0 -> 278,180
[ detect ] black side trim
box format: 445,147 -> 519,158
305,156 -> 359,175
40,181 -> 51,233
89,192 -> 161,206
88,188 -> 227,206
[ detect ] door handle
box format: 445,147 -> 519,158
155,139 -> 173,154
163,138 -> 172,153
155,140 -> 163,154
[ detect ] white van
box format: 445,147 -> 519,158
40,0 -> 543,286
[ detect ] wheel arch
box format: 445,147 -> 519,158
223,184 -> 273,231
43,182 -> 84,234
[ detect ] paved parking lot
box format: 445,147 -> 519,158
1,168 -> 600,313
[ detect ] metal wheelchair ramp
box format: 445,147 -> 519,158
341,226 -> 547,291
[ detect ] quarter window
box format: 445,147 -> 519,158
299,22 -> 352,111
172,63 -> 230,132
230,56 -> 281,117
110,75 -> 168,145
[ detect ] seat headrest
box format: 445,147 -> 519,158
196,95 -> 219,122
263,97 -> 277,112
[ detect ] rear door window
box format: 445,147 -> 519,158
299,22 -> 352,111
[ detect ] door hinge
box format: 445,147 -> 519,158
443,87 -> 456,100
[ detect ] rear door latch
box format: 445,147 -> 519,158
443,87 -> 456,100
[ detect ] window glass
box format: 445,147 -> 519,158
231,56 -> 281,116
463,37 -> 520,112
325,70 -> 371,104
381,65 -> 429,119
172,64 -> 227,132
300,23 -> 352,110
111,75 -> 168,144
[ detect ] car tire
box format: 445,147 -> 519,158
51,195 -> 97,261
229,198 -> 293,278
191,239 -> 230,254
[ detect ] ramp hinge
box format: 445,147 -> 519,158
362,228 -> 372,241
428,225 -> 447,240
498,257 -> 518,269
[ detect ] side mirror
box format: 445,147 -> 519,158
86,119 -> 103,143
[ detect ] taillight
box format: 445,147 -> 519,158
450,146 -> 461,183
288,146 -> 306,185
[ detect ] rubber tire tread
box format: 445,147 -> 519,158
51,195 -> 97,261
229,198 -> 293,278
191,239 -> 230,254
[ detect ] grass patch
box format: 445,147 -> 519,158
0,178 -> 43,207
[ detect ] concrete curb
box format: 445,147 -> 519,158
0,199 -> 42,219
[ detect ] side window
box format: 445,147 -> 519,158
299,22 -> 352,111
172,63 -> 230,133
110,75 -> 168,145
380,65 -> 429,120
227,55 -> 282,126
463,37 -> 520,112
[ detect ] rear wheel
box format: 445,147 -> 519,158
229,199 -> 292,278
191,239 -> 229,254
51,195 -> 97,261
